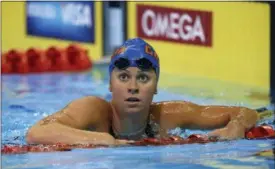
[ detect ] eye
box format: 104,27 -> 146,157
118,73 -> 129,81
137,74 -> 150,83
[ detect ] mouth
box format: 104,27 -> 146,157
125,97 -> 141,102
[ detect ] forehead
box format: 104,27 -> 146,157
112,67 -> 155,75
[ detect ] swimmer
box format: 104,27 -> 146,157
26,38 -> 258,146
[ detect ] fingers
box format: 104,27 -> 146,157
207,128 -> 232,140
115,139 -> 135,145
208,127 -> 245,141
208,128 -> 225,137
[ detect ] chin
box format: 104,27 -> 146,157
124,106 -> 143,114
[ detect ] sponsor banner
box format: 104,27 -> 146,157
26,1 -> 95,43
127,2 -> 270,89
2,2 -> 103,60
137,4 -> 212,47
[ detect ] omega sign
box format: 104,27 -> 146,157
137,4 -> 212,47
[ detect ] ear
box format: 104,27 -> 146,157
109,80 -> 113,92
154,83 -> 158,94
154,86 -> 158,94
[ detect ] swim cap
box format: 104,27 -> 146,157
109,38 -> 160,79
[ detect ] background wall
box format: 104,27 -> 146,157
127,2 -> 270,90
2,1 -> 103,61
1,1 -> 272,105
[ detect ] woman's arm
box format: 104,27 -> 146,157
154,101 -> 259,139
26,96 -> 127,145
26,122 -> 117,145
204,106 -> 259,139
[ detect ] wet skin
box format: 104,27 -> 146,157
26,67 -> 259,145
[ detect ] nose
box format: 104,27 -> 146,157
128,88 -> 139,94
128,79 -> 139,94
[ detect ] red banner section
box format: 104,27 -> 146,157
137,4 -> 213,47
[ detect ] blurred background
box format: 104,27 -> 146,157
2,2 -> 275,168
1,1 -> 274,107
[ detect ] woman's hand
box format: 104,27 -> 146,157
97,133 -> 135,146
115,139 -> 135,145
207,125 -> 245,140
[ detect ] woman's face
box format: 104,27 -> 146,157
110,67 -> 158,115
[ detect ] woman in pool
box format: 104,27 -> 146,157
26,38 -> 258,146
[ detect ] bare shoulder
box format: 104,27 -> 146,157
149,100 -> 199,124
38,96 -> 112,129
150,100 -> 200,114
67,96 -> 111,111
65,96 -> 112,122
150,100 -> 202,130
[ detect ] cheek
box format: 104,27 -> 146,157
140,83 -> 156,96
110,80 -> 125,95
113,86 -> 124,95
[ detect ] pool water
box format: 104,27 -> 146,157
2,64 -> 274,169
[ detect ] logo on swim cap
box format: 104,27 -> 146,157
111,46 -> 127,59
109,38 -> 160,79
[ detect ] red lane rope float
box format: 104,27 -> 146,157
5,49 -> 29,74
1,143 -> 108,154
131,134 -> 216,147
46,46 -> 69,72
2,125 -> 274,154
245,125 -> 275,140
26,48 -> 51,73
1,44 -> 93,74
65,44 -> 92,71
1,53 -> 12,73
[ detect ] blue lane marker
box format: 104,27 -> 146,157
9,105 -> 35,113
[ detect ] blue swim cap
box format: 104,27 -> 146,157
109,38 -> 160,79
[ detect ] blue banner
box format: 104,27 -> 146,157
26,1 -> 95,43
